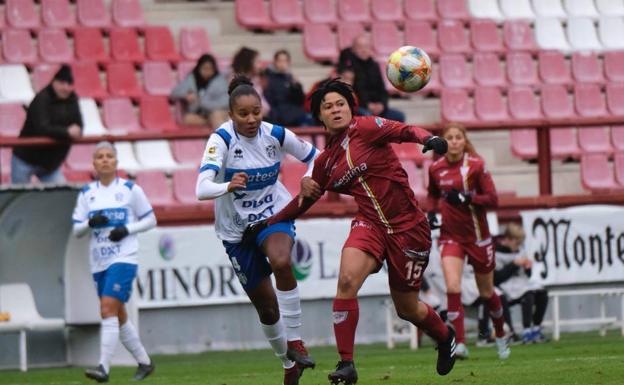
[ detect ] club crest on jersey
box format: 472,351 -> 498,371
341,136 -> 350,150
375,117 -> 385,128
233,148 -> 243,159
460,166 -> 470,177
265,144 -> 277,159
89,195 -> 95,202
115,192 -> 124,202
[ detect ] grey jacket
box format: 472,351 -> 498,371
171,73 -> 229,114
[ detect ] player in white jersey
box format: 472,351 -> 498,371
72,142 -> 157,383
196,76 -> 321,385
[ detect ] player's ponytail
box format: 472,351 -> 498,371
228,75 -> 260,110
309,78 -> 357,126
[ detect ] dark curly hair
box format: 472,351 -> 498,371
309,78 -> 357,125
228,74 -> 260,110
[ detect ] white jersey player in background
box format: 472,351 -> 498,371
72,142 -> 157,383
196,76 -> 321,385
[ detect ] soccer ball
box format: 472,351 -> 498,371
386,46 -> 432,93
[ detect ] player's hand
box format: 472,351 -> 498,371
67,124 -> 82,139
422,136 -> 448,155
108,226 -> 129,242
446,188 -> 472,206
241,219 -> 269,246
299,177 -> 321,206
227,172 -> 248,192
88,211 -> 109,228
427,211 -> 440,230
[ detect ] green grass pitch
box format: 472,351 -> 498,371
1,332 -> 622,385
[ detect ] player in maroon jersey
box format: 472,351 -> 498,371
243,79 -> 457,384
427,123 -> 510,360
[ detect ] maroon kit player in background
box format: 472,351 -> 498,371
427,123 -> 510,360
244,79 -> 457,385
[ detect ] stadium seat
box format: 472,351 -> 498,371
5,0 -> 40,29
337,22 -> 365,50
0,103 -> 26,137
31,63 -> 59,92
74,27 -> 109,64
337,0 -> 371,24
172,139 -> 206,166
499,0 -> 535,19
438,20 -> 470,54
440,88 -> 475,122
506,52 -> 539,87
541,84 -> 575,118
473,53 -> 505,87
563,0 -> 599,18
598,17 -> 624,50
371,22 -> 403,58
102,97 -> 141,133
371,0 -> 403,22
109,27 -> 144,63
551,128 -> 582,159
612,126 -> 624,151
303,0 -> 338,24
180,27 -> 212,61
404,0 -> 437,22
107,62 -> 143,99
574,83 -> 607,117
143,61 -> 175,96
567,17 -> 602,51
2,29 -> 38,65
577,126 -> 613,154
503,20 -> 538,51
41,0 -> 75,29
399,160 -> 426,198
78,98 -> 107,136
270,0 -> 304,29
532,0 -> 567,18
474,86 -> 509,121
0,65 -> 35,104
606,83 -> 624,116
571,52 -> 604,84
112,0 -> 145,28
439,54 -> 473,88
113,141 -> 141,173
66,144 -> 97,171
615,152 -> 624,186
437,0 -> 470,20
71,61 -> 107,100
470,20 -> 504,53
235,0 -> 273,30
580,153 -> 617,191
135,170 -> 175,206
140,96 -> 178,131
280,157 -> 308,197
392,143 -> 426,165
38,28 -> 73,63
535,18 -> 571,51
467,0 -> 503,20
303,23 -> 339,62
177,61 -> 195,81
173,168 -> 202,204
404,21 -> 439,58
76,0 -> 111,29
508,87 -> 542,119
510,129 -> 538,160
538,51 -> 572,86
596,0 -> 624,16
144,26 -> 180,62
135,140 -> 179,170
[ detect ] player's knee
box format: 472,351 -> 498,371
336,273 -> 360,297
269,253 -> 292,276
258,307 -> 280,325
100,303 -> 117,318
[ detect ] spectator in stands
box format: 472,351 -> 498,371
494,223 -> 549,344
231,46 -> 270,117
171,54 -> 229,128
304,64 -> 356,114
11,64 -> 82,184
263,49 -> 310,127
338,34 -> 405,122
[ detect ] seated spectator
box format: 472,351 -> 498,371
171,54 -> 229,128
12,64 -> 82,184
230,46 -> 270,118
305,64 -> 356,114
338,34 -> 405,122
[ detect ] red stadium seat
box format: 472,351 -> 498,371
177,61 -> 195,81
2,29 -> 37,65
404,0 -> 437,21
107,62 -> 143,99
303,23 -> 339,62
135,170 -> 175,206
102,97 -> 141,133
440,88 -> 475,122
270,0 -> 305,29
371,0 -> 403,22
612,126 -> 624,152
392,143 -> 426,165
506,52 -> 538,87
235,0 -> 273,30
470,20 -> 504,53
38,28 -> 73,63
604,51 -> 624,82
303,0 -> 337,24
337,22 -> 365,50
474,86 -> 509,122
580,153 -> 618,191
503,20 -> 537,51
574,83 -> 607,117
71,61 -> 107,99
76,0 -> 111,28
172,139 -> 206,165
66,144 -> 97,171
400,160 -> 426,198
180,27 -> 212,61
6,0 -> 40,29
140,96 -> 177,131
571,52 -> 604,84
32,63 -> 60,92
371,22 -> 403,58
280,157 -> 308,196
508,87 -> 541,119
437,0 -> 471,20
438,20 -> 470,54
144,26 -> 180,62
0,103 -> 26,137
510,129 -> 537,160
550,128 -> 581,160
404,21 -> 439,58
473,53 -> 505,87
541,84 -> 574,118
112,0 -> 145,28
606,83 -> 624,116
172,169 -> 201,204
439,54 -> 473,88
74,27 -> 109,64
615,152 -> 624,186
109,27 -> 144,63
337,0 -> 371,24
538,51 -> 572,86
578,126 -> 613,155
41,0 -> 75,29
143,61 -> 175,96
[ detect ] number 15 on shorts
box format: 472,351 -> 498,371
405,260 -> 425,285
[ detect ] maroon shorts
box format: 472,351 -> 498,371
343,218 -> 432,292
440,238 -> 495,274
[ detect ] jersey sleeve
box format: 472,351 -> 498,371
357,116 -> 432,146
72,188 -> 89,223
471,161 -> 498,207
282,128 -> 318,163
130,185 -> 155,220
199,133 -> 228,174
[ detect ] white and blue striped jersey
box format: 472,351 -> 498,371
72,178 -> 154,273
200,120 -> 317,242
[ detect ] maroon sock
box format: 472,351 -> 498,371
447,293 -> 465,343
487,293 -> 505,338
415,303 -> 449,343
332,298 -> 359,361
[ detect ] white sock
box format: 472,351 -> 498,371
261,319 -> 295,369
276,286 -> 302,342
119,321 -> 151,365
99,317 -> 119,373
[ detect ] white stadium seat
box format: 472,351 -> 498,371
499,0 -> 535,19
532,0 -> 567,18
0,65 -> 35,105
598,16 -> 624,50
563,0 -> 599,18
567,17 -> 602,51
467,0 -> 503,20
78,98 -> 108,136
535,18 -> 571,51
114,141 -> 142,173
595,0 -> 624,16
135,140 -> 180,171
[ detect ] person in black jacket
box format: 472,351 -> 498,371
12,64 -> 83,184
338,34 -> 405,122
264,50 -> 310,127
